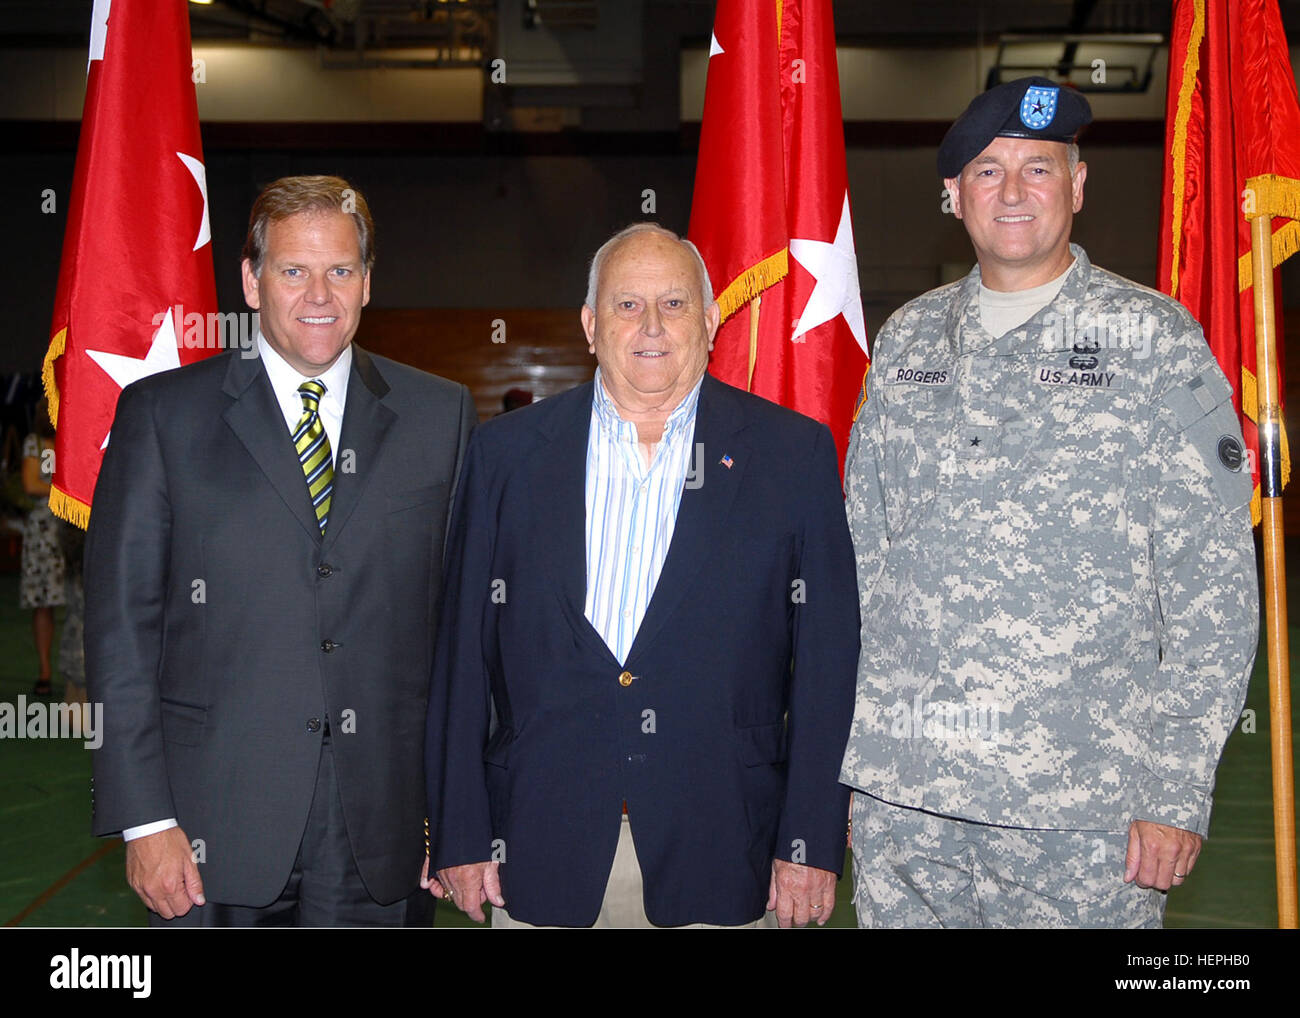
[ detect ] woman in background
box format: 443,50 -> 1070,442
21,397 -> 63,696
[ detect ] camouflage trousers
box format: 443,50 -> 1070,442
850,792 -> 1165,928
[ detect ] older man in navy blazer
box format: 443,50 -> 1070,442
429,223 -> 859,928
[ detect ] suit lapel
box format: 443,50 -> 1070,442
533,382 -> 618,665
221,352 -> 324,543
323,346 -> 395,550
625,375 -> 750,666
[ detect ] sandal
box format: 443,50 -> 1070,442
32,678 -> 52,697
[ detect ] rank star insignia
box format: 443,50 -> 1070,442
970,437 -> 981,447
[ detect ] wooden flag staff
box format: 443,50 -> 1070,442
1247,191 -> 1299,928
748,296 -> 762,391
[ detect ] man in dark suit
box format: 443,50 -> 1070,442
86,175 -> 475,926
430,223 -> 859,928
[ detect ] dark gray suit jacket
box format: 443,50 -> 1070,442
87,345 -> 474,906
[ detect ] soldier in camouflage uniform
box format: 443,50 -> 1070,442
839,77 -> 1259,927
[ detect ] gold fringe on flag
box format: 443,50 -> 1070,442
48,487 -> 91,529
715,248 -> 789,324
41,326 -> 66,427
40,326 -> 92,528
1248,173 -> 1300,222
1239,220 -> 1300,292
1166,0 -> 1206,300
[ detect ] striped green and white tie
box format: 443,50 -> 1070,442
294,380 -> 333,534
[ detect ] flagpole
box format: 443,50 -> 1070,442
747,296 -> 761,391
1248,207 -> 1299,929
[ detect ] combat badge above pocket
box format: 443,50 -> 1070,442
1162,367 -> 1254,512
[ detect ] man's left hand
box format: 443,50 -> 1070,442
419,856 -> 444,899
768,859 -> 837,927
1124,820 -> 1202,890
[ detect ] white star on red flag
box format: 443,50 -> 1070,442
88,0 -> 110,67
789,192 -> 867,351
177,152 -> 211,251
86,307 -> 184,447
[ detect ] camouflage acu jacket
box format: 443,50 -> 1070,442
839,245 -> 1259,836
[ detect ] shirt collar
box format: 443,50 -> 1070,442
591,367 -> 703,438
257,332 -> 352,414
949,243 -> 1092,354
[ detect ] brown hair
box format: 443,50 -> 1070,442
241,175 -> 375,277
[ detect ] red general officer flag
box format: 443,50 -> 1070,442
43,0 -> 218,527
1158,0 -> 1300,523
688,0 -> 868,470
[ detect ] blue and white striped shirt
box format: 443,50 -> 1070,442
584,368 -> 703,665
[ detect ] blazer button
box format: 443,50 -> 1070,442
618,670 -> 634,687
321,639 -> 337,653
307,718 -> 322,733
317,563 -> 334,578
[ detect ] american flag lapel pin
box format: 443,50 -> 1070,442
720,454 -> 734,469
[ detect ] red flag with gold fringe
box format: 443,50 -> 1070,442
1158,0 -> 1300,523
43,0 -> 218,527
688,0 -> 868,470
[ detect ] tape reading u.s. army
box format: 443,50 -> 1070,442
1034,366 -> 1123,389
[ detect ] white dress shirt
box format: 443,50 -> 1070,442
583,368 -> 703,666
257,333 -> 351,466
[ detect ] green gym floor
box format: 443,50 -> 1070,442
1,569 -> 1296,929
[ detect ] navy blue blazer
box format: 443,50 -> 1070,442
428,373 -> 859,927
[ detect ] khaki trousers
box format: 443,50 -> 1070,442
492,816 -> 779,929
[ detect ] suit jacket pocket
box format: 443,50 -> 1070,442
387,482 -> 449,514
483,726 -> 513,768
159,697 -> 207,747
738,722 -> 787,865
737,720 -> 788,767
483,728 -> 512,842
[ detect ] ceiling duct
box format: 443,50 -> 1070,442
522,0 -> 600,30
496,0 -> 640,86
488,0 -> 643,130
314,0 -> 496,69
987,32 -> 1163,93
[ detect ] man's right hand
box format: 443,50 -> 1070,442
435,861 -> 503,923
125,826 -> 206,919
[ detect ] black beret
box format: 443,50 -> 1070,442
937,76 -> 1092,178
